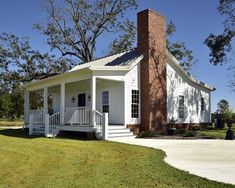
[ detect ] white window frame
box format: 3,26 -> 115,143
178,95 -> 184,119
131,89 -> 139,118
102,90 -> 109,113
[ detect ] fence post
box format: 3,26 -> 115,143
103,113 -> 108,140
29,114 -> 33,136
45,114 -> 50,137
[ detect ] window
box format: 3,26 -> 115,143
201,97 -> 205,112
131,90 -> 139,118
102,91 -> 109,113
178,96 -> 184,118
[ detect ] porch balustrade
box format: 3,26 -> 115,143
29,110 -> 44,124
64,107 -> 91,125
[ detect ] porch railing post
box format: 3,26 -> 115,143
43,87 -> 48,123
103,113 -> 108,140
60,82 -> 65,125
91,76 -> 96,126
24,89 -> 29,129
45,114 -> 50,137
29,114 -> 33,136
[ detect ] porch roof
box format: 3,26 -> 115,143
22,49 -> 143,90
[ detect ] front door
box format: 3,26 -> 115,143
78,93 -> 86,107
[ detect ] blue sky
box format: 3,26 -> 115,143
0,0 -> 234,111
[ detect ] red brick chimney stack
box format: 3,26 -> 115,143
137,9 -> 167,131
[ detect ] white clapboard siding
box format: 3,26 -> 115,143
167,60 -> 211,123
124,64 -> 140,125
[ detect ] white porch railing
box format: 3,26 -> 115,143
47,112 -> 61,136
29,110 -> 43,124
49,112 -> 60,126
93,111 -> 108,140
29,108 -> 109,139
65,107 -> 91,125
94,110 -> 103,135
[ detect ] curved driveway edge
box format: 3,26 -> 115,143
108,137 -> 235,185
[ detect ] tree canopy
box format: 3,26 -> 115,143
205,0 -> 234,65
166,21 -> 197,72
216,99 -> 230,114
0,0 -> 198,118
204,0 -> 235,91
34,0 -> 137,63
34,0 -> 196,71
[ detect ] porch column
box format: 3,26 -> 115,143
24,89 -> 29,128
91,76 -> 96,126
60,82 -> 65,125
43,87 -> 48,119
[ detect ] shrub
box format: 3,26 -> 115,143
183,131 -> 197,137
191,125 -> 200,131
138,131 -> 155,138
175,129 -> 186,135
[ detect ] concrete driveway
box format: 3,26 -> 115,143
108,137 -> 235,185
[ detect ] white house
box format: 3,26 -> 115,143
22,9 -> 215,139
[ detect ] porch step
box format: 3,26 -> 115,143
107,126 -> 134,138
108,126 -> 125,130
108,128 -> 132,134
33,130 -> 45,135
32,126 -> 45,135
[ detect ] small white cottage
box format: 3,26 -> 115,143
22,9 -> 215,139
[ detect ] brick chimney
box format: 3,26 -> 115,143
137,9 -> 167,131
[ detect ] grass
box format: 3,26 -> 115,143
0,128 -> 234,188
0,118 -> 23,127
196,124 -> 235,139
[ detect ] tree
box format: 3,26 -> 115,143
167,21 -> 197,72
204,0 -> 235,90
0,33 -> 73,84
108,19 -> 136,54
216,99 -> 230,114
205,0 -> 235,65
0,1 -> 197,117
0,93 -> 11,118
34,0 -> 137,63
35,0 -> 196,72
0,33 -> 73,119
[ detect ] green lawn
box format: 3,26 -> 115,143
196,124 -> 235,139
0,118 -> 23,127
0,128 -> 233,188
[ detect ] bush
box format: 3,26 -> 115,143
183,131 -> 197,137
138,131 -> 155,138
175,129 -> 186,135
191,125 -> 200,131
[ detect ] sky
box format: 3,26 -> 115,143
0,0 -> 234,112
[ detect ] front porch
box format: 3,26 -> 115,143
24,76 -> 125,139
28,107 -> 107,138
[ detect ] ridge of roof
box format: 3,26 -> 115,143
80,48 -> 136,65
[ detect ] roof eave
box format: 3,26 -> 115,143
167,51 -> 215,91
22,67 -> 90,88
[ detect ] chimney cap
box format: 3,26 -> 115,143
137,9 -> 165,19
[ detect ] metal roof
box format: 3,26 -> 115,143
23,47 -> 215,91
69,48 -> 142,72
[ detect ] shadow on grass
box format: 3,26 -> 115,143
56,131 -> 98,141
0,128 -> 41,139
0,128 -> 98,141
